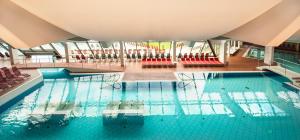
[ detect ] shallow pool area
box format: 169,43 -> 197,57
1,70 -> 300,140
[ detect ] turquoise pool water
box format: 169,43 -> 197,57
1,70 -> 300,139
247,47 -> 300,73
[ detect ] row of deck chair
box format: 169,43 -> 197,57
181,57 -> 224,67
0,67 -> 30,91
142,58 -> 176,68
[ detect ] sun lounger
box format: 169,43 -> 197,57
1,67 -> 24,81
12,66 -> 31,78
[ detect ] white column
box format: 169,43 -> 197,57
172,41 -> 177,62
219,40 -> 228,65
233,41 -> 236,48
9,46 -> 19,65
62,42 -> 70,63
119,41 -> 125,67
264,46 -> 274,65
296,43 -> 299,52
240,41 -> 243,48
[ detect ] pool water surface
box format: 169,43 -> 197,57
1,70 -> 300,140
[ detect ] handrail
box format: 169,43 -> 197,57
274,58 -> 300,66
11,57 -> 121,71
277,62 -> 295,69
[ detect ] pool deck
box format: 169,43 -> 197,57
9,47 -> 266,82
123,47 -> 265,81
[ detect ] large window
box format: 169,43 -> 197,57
31,55 -> 53,63
52,43 -> 65,57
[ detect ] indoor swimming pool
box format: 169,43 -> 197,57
1,69 -> 300,139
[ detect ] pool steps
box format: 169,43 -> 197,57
258,65 -> 300,89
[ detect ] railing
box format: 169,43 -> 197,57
258,58 -> 300,78
9,57 -> 124,71
274,58 -> 300,75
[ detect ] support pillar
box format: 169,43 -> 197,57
219,40 -> 228,65
62,42 -> 70,63
240,41 -> 243,48
233,41 -> 236,48
8,46 -> 18,65
264,46 -> 274,65
296,43 -> 300,52
172,41 -> 177,62
119,41 -> 125,67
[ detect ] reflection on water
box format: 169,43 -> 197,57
1,72 -> 300,139
1,72 -> 298,124
277,91 -> 300,109
228,92 -> 286,117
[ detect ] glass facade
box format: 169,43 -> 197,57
1,39 -> 243,66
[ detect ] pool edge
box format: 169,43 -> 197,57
0,71 -> 44,113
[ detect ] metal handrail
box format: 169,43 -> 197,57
274,58 -> 300,66
12,57 -> 121,70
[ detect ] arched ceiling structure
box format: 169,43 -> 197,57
0,0 -> 75,48
9,0 -> 281,43
1,0 -> 300,48
224,0 -> 300,47
288,29 -> 300,43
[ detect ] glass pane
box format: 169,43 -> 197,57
41,44 -> 53,50
0,45 -> 7,54
31,46 -> 42,51
31,55 -> 53,63
52,43 -> 65,57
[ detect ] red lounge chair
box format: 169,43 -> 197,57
186,58 -> 193,65
75,55 -> 81,61
81,55 -> 86,60
190,58 -> 197,65
194,58 -> 202,65
0,71 -> 18,85
161,58 -> 167,65
166,58 -> 172,66
141,58 -> 147,67
195,53 -> 199,59
181,58 -> 187,64
146,58 -> 152,67
12,66 -> 31,78
209,58 -> 217,64
151,58 -> 157,66
183,53 -> 188,58
156,58 -> 162,67
200,53 -> 204,58
214,58 -> 222,64
189,53 -> 194,58
1,68 -> 24,81
204,56 -> 210,64
0,83 -> 9,90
